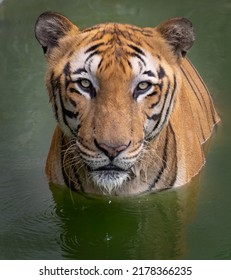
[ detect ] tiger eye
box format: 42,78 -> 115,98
138,82 -> 150,90
80,79 -> 91,88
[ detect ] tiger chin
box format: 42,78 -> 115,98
35,12 -> 220,196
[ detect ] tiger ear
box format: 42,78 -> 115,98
35,12 -> 79,55
156,18 -> 195,59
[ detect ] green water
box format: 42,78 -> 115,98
0,0 -> 230,260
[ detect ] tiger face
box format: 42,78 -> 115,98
35,13 -> 195,193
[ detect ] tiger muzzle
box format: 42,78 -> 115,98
94,139 -> 131,161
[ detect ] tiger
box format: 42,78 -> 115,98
35,12 -> 220,196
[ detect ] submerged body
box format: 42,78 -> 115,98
35,13 -> 220,195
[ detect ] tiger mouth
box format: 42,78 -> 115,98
94,164 -> 126,172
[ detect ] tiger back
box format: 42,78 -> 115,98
35,12 -> 220,195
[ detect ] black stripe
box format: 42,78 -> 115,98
85,42 -> 104,54
51,72 -> 78,135
156,55 -> 161,61
73,68 -> 87,75
128,44 -> 145,56
147,113 -> 161,121
65,108 -> 78,119
145,76 -> 177,140
63,62 -> 71,90
148,91 -> 159,98
129,52 -> 146,66
149,96 -> 161,109
143,70 -> 155,77
64,62 -> 70,76
59,91 -> 78,119
152,80 -> 170,131
57,79 -> 77,135
69,87 -> 81,94
69,98 -> 77,107
76,124 -> 81,133
158,65 -> 166,79
50,73 -> 59,122
159,81 -> 164,91
126,58 -> 132,69
149,129 -> 168,190
58,98 -> 69,129
149,124 -> 177,190
61,136 -> 77,192
161,75 -> 177,126
97,58 -> 103,71
135,90 -> 158,102
85,50 -> 102,64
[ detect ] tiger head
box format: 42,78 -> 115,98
35,12 -> 195,193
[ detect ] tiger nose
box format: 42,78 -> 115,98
94,139 -> 130,160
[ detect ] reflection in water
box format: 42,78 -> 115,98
50,178 -> 200,260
